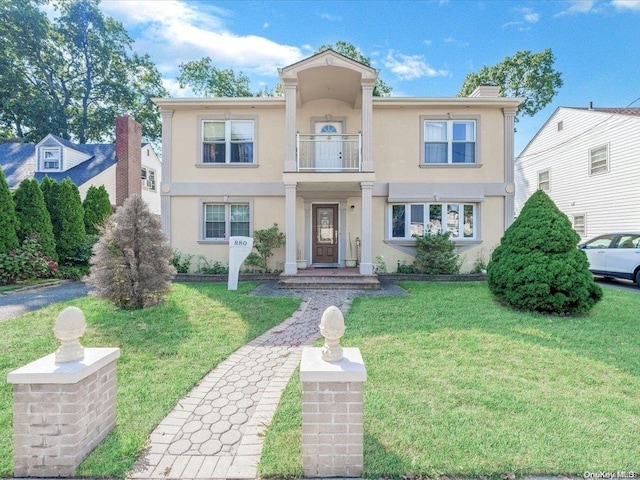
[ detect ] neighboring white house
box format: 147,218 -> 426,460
0,116 -> 162,214
515,106 -> 640,240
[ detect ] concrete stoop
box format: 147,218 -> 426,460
278,274 -> 380,289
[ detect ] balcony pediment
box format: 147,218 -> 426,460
279,50 -> 378,108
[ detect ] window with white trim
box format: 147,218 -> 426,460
202,120 -> 254,164
41,147 -> 61,170
141,167 -> 156,191
538,169 -> 550,191
589,144 -> 608,175
424,120 -> 476,164
203,203 -> 250,240
390,203 -> 476,240
572,214 -> 586,238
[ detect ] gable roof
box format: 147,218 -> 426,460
0,137 -> 116,189
517,106 -> 640,159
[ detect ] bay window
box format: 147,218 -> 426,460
390,203 -> 476,240
203,203 -> 251,240
423,120 -> 476,164
202,120 -> 254,164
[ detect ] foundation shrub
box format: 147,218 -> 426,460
487,190 -> 602,314
413,231 -> 461,275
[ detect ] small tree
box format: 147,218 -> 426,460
245,223 -> 286,273
83,185 -> 112,235
13,178 -> 57,260
0,167 -> 19,254
487,190 -> 602,315
88,195 -> 176,310
413,231 -> 461,274
56,178 -> 86,263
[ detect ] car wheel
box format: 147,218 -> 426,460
636,270 -> 640,288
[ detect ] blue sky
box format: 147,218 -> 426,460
99,0 -> 640,155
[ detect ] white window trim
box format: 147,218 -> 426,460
141,167 -> 156,191
388,202 -> 477,241
588,143 -> 609,176
40,147 -> 62,171
572,213 -> 586,238
420,115 -> 480,166
197,116 -> 258,166
198,198 -> 253,243
537,168 -> 550,191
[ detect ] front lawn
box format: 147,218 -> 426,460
0,282 -> 300,478
260,282 -> 640,478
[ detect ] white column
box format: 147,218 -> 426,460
503,107 -> 517,229
284,181 -> 297,274
361,82 -> 375,172
284,81 -> 298,172
359,181 -> 374,274
160,109 -> 173,239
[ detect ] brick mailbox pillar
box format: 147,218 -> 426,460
300,305 -> 367,478
6,307 -> 120,478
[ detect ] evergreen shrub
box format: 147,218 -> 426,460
13,179 -> 57,260
88,195 -> 176,310
0,167 -> 19,254
487,190 -> 603,315
413,231 -> 461,274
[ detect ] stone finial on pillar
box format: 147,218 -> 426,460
320,306 -> 345,362
54,306 -> 86,363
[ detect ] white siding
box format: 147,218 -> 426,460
516,108 -> 640,240
78,165 -> 116,206
141,145 -> 162,215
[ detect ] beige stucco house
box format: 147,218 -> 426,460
154,50 -> 521,274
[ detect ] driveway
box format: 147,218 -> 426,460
0,281 -> 91,323
595,277 -> 639,293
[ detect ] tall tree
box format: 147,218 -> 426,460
41,176 -> 61,241
315,41 -> 393,97
458,49 -> 563,122
56,178 -> 86,262
83,184 -> 112,235
0,167 -> 19,253
0,0 -> 168,143
13,178 -> 57,260
177,57 -> 253,97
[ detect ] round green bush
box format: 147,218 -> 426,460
487,190 -> 602,315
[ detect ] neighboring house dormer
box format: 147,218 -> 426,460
35,134 -> 92,173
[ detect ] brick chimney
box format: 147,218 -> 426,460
115,115 -> 142,207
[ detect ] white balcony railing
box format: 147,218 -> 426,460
297,133 -> 361,172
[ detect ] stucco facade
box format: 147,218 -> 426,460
154,50 -> 521,273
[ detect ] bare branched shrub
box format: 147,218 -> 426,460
88,195 -> 176,309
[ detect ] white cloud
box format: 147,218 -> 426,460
611,0 -> 640,10
443,37 -> 469,48
554,0 -> 597,16
100,1 -> 303,78
263,22 -> 269,29
383,51 -> 449,81
504,6 -> 540,28
317,12 -> 342,21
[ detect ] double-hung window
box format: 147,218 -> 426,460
141,167 -> 156,191
41,147 -> 61,170
538,169 -> 550,191
589,144 -> 608,175
390,203 -> 476,240
424,120 -> 476,164
203,203 -> 250,240
202,120 -> 254,164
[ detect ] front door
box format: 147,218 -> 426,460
312,204 -> 339,264
315,121 -> 342,170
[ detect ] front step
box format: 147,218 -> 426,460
278,274 -> 380,289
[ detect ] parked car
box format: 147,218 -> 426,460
578,232 -> 640,287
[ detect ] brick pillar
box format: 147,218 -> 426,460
115,115 -> 142,207
7,348 -> 120,477
300,347 -> 366,477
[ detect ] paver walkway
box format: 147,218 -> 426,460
127,283 -> 405,480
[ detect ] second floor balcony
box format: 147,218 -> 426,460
297,133 -> 361,172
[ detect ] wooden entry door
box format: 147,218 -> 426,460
312,204 -> 339,264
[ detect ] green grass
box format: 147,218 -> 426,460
260,282 -> 640,478
0,282 -> 300,478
